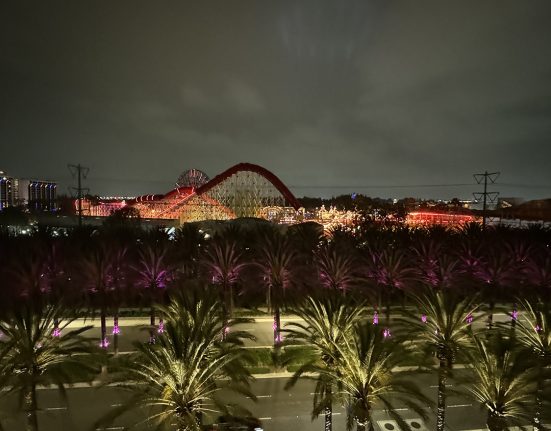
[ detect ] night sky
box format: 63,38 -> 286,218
2,1 -> 551,201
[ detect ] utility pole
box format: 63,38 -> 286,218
473,171 -> 499,229
68,164 -> 89,227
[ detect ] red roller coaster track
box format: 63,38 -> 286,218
194,163 -> 301,210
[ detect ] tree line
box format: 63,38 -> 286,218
0,220 -> 550,431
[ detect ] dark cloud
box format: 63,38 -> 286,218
1,1 -> 550,200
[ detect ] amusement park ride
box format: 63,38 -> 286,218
82,163 -> 302,224
80,163 -> 478,228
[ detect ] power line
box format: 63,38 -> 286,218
290,183 -> 474,189
473,171 -> 500,229
68,164 -> 90,227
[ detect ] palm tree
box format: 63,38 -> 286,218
411,237 -> 442,288
257,233 -> 295,347
400,290 -> 480,431
135,242 -> 172,343
0,301 -> 100,431
365,247 -> 415,327
320,322 -> 431,431
514,299 -> 551,431
81,243 -> 114,349
524,250 -> 551,303
285,295 -> 366,431
203,239 -> 247,337
109,246 -> 129,353
96,291 -> 255,431
172,223 -> 206,279
474,249 -> 514,330
463,332 -> 536,431
316,243 -> 356,295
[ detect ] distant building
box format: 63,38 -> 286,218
0,171 -> 15,210
18,179 -> 57,211
0,170 -> 57,212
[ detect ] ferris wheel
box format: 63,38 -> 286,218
176,169 -> 210,189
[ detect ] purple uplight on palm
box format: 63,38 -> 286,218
52,327 -> 61,337
421,314 -> 427,323
99,337 -> 110,349
112,317 -> 121,335
536,324 -> 542,332
373,311 -> 379,325
511,310 -> 518,321
383,328 -> 391,338
157,319 -> 165,334
466,313 -> 473,325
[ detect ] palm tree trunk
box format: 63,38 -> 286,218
113,315 -> 119,355
385,288 -> 391,327
149,307 -> 155,344
274,306 -> 281,347
487,300 -> 495,330
195,411 -> 203,429
100,309 -> 107,349
231,284 -> 235,316
487,411 -> 507,431
25,383 -> 38,431
534,361 -> 544,431
324,385 -> 332,431
436,356 -> 447,431
356,418 -> 374,431
267,284 -> 272,313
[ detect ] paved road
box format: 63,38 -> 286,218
77,316 -> 299,350
77,311 -> 517,352
1,374 -> 491,431
0,311 -> 535,431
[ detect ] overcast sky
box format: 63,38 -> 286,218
1,1 -> 550,200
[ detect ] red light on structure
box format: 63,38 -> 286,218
406,211 -> 477,227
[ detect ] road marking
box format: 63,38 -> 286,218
259,417 -> 272,420
393,408 -> 409,411
429,384 -> 453,388
257,395 -> 272,398
449,403 -> 473,408
45,407 -> 67,411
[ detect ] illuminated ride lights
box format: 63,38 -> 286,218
406,211 -> 478,227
